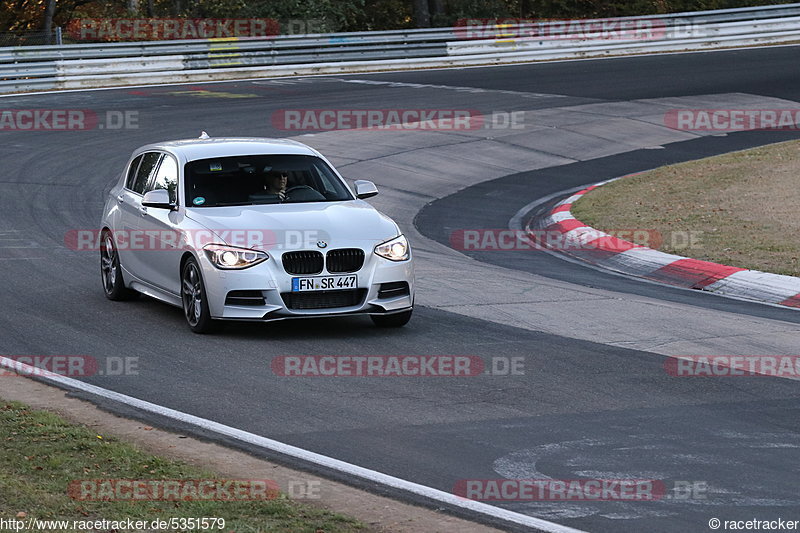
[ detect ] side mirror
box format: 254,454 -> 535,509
142,189 -> 175,209
354,180 -> 378,199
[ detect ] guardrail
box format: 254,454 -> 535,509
2,3 -> 800,94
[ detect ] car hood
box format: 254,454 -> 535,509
185,200 -> 400,248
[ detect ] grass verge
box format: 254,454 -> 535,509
0,400 -> 364,532
571,140 -> 800,276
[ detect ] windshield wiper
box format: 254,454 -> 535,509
196,202 -> 257,207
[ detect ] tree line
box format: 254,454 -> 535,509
4,0 -> 795,37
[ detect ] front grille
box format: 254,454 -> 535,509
378,281 -> 410,299
282,251 -> 323,275
326,248 -> 365,273
281,289 -> 367,310
225,290 -> 266,306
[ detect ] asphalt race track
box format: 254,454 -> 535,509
2,45 -> 800,532
418,128 -> 800,322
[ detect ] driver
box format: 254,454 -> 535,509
264,170 -> 288,200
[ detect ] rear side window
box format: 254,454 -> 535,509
124,154 -> 143,190
148,154 -> 179,204
131,152 -> 162,194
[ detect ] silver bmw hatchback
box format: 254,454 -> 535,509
99,134 -> 414,333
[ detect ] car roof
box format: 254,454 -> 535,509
135,137 -> 318,162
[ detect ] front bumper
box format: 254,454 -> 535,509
198,244 -> 414,321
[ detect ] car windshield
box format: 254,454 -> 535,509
184,154 -> 353,207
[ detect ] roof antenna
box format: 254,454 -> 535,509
199,131 -> 210,139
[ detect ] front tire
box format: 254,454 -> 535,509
371,309 -> 412,328
181,258 -> 216,333
100,231 -> 137,301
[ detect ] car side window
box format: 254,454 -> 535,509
124,154 -> 144,190
131,152 -> 162,195
148,154 -> 179,204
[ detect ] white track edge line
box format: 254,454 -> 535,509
0,356 -> 588,533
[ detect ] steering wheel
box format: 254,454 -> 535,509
284,185 -> 315,195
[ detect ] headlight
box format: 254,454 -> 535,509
374,235 -> 409,262
203,244 -> 268,269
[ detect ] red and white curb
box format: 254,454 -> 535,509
526,175 -> 800,309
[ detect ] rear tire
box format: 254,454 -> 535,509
100,230 -> 137,301
181,258 -> 216,334
371,309 -> 412,328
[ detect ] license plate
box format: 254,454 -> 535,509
292,275 -> 358,292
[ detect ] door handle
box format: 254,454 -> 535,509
139,206 -> 148,216
116,195 -> 124,204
